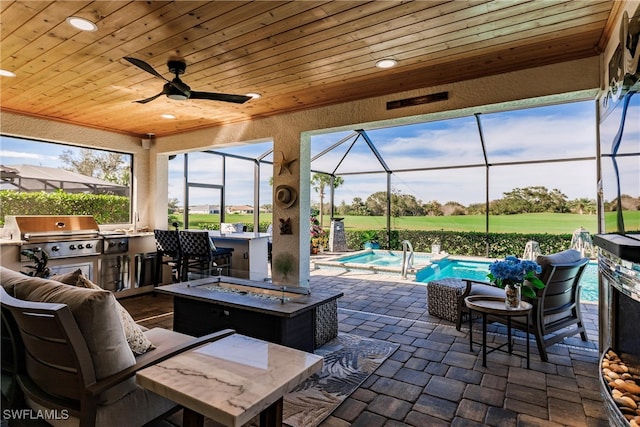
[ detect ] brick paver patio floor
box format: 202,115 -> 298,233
308,267 -> 607,427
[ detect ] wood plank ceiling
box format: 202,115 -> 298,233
0,1 -> 618,137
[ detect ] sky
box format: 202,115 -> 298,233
1,98 -> 638,208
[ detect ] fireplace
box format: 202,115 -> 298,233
593,234 -> 640,426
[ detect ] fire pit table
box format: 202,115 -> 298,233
156,276 -> 343,352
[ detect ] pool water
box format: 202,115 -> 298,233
316,250 -> 599,302
416,258 -> 599,303
335,250 -> 433,267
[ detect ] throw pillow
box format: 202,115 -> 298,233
11,277 -> 137,404
76,275 -> 155,355
50,268 -> 84,286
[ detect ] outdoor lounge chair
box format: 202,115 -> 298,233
457,249 -> 590,362
0,280 -> 235,427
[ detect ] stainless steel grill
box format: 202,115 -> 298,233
5,215 -> 104,260
5,215 -> 134,283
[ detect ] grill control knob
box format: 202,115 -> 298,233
69,245 -> 76,250
109,241 -> 116,247
51,246 -> 60,252
119,241 -> 126,246
86,243 -> 93,249
78,244 -> 84,249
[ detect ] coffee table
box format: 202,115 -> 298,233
137,333 -> 323,427
464,295 -> 533,369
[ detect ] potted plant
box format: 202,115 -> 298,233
361,230 -> 380,249
487,255 -> 545,308
273,252 -> 296,281
310,216 -> 327,254
20,248 -> 50,278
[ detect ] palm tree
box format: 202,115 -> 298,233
311,173 -> 344,226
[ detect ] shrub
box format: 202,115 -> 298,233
346,229 -> 573,258
0,190 -> 130,225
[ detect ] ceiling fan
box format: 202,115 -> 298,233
124,57 -> 251,104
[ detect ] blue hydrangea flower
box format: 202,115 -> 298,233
487,256 -> 545,299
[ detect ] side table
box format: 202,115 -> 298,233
464,295 -> 533,369
137,333 -> 323,427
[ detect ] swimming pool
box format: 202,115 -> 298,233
314,250 -> 599,302
416,257 -> 599,303
314,249 -> 442,275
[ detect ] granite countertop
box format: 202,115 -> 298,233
207,231 -> 271,240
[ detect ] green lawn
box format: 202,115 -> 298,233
330,213 -> 601,234
176,212 -> 640,234
183,211 -> 640,234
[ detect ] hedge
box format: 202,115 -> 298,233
193,223 -> 574,257
346,229 -> 574,258
0,191 -> 130,225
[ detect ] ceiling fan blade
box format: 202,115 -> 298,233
169,77 -> 191,97
190,91 -> 251,104
133,92 -> 165,104
124,57 -> 169,82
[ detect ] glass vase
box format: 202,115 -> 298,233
505,283 -> 521,309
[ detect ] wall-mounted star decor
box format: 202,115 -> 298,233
274,151 -> 296,175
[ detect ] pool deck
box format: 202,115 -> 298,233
118,252 -> 607,427
306,263 -> 606,427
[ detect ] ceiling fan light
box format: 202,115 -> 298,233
0,69 -> 16,77
376,59 -> 397,69
167,93 -> 188,101
66,16 -> 98,32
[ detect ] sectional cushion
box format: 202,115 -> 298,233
75,275 -> 155,355
536,249 -> 582,269
47,268 -> 154,355
1,267 -> 50,296
3,267 -> 137,404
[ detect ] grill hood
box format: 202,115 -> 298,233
4,215 -> 99,241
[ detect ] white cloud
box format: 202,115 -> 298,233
0,150 -> 56,161
170,100 -> 636,208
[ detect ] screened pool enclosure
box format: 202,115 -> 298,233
169,97 -> 639,254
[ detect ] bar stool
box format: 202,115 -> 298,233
178,231 -> 234,280
153,229 -> 182,286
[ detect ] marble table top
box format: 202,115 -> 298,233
136,334 -> 323,427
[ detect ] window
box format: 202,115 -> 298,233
0,135 -> 132,225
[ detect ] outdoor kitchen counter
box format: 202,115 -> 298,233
207,231 -> 270,281
0,232 -> 157,288
0,230 -> 153,245
156,277 -> 343,352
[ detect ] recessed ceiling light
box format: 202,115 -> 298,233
246,92 -> 261,99
375,59 -> 397,69
66,16 -> 98,32
161,114 -> 176,119
0,69 -> 16,77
